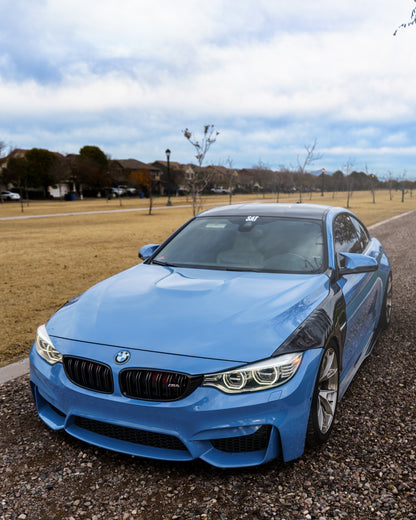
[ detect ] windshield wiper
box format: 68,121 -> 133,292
151,259 -> 178,267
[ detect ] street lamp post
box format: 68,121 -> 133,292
321,168 -> 325,197
165,148 -> 172,206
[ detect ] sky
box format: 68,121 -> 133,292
1,0 -> 416,179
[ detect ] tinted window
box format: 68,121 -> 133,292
153,216 -> 326,274
333,214 -> 362,255
350,216 -> 370,252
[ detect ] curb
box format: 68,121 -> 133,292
368,209 -> 416,230
0,358 -> 30,385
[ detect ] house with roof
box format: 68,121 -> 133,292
111,159 -> 164,195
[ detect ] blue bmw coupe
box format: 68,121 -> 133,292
30,203 -> 392,468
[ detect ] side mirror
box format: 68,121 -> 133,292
138,244 -> 160,260
338,252 -> 378,276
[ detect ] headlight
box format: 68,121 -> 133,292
202,353 -> 302,394
35,325 -> 62,365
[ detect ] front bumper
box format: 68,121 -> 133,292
30,344 -> 322,468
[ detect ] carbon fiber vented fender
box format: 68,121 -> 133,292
272,282 -> 346,371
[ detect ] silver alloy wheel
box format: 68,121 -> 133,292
317,348 -> 339,434
385,275 -> 392,325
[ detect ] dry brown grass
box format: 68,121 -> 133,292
1,190 -> 414,366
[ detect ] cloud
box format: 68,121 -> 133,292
0,0 -> 416,176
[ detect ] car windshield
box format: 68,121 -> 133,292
152,216 -> 326,274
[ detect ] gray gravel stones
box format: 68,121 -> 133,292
1,211 -> 415,520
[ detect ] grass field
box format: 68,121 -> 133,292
1,190 -> 414,367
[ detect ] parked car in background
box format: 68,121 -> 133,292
1,190 -> 21,201
112,187 -> 125,197
105,186 -> 137,197
117,185 -> 137,196
30,203 -> 392,468
104,187 -> 124,198
210,187 -> 230,194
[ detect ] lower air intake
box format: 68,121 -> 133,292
210,425 -> 272,453
74,416 -> 187,451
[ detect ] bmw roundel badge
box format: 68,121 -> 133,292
115,350 -> 130,364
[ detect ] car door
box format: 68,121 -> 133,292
333,214 -> 381,376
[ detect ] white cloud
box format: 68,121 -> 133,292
0,0 -> 416,176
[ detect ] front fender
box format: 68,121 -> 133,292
273,282 -> 346,371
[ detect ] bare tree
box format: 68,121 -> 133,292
394,0 -> 416,35
184,125 -> 219,167
222,157 -> 238,205
296,139 -> 323,202
344,159 -> 355,209
384,171 -> 394,201
183,124 -> 219,215
399,170 -> 407,202
365,165 -> 376,203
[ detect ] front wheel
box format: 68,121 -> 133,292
306,345 -> 339,447
380,273 -> 392,330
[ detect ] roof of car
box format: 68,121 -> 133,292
198,203 -> 334,220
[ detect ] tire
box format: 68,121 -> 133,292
306,344 -> 339,447
380,273 -> 392,330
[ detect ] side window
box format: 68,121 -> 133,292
333,214 -> 361,256
350,216 -> 370,252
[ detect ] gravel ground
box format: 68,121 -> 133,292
1,211 -> 415,520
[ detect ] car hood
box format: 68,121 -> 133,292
47,264 -> 330,364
